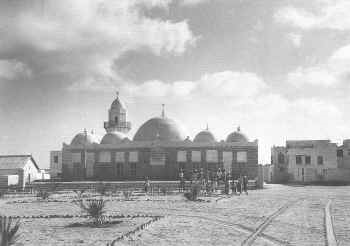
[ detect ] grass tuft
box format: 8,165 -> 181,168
0,216 -> 21,246
76,199 -> 107,226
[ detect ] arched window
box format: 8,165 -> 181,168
114,116 -> 119,124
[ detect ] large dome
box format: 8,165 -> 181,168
226,127 -> 248,143
71,131 -> 99,146
194,130 -> 216,143
100,131 -> 126,145
133,117 -> 185,142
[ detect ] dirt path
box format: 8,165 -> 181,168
240,200 -> 299,246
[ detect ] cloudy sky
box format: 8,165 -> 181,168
1,0 -> 350,168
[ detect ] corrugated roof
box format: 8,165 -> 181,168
0,155 -> 40,170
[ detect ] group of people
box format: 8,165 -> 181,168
143,168 -> 250,196
179,168 -> 249,195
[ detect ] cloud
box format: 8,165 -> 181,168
69,70 -> 267,99
275,1 -> 350,30
0,0 -> 195,86
287,66 -> 337,87
178,0 -> 208,6
287,43 -> 350,87
0,60 -> 32,80
286,33 -> 302,47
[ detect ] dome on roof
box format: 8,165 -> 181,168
133,117 -> 185,142
110,93 -> 126,110
194,130 -> 216,143
71,131 -> 99,146
226,127 -> 248,143
100,131 -> 126,145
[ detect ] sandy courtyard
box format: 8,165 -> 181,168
1,184 -> 349,246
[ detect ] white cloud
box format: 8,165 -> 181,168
275,1 -> 350,30
287,43 -> 350,87
179,0 -> 208,6
0,60 -> 32,80
0,0 -> 195,85
286,33 -> 302,47
287,66 -> 337,87
71,71 -> 266,99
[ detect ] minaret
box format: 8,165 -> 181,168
104,92 -> 131,133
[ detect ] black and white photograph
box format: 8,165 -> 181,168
0,0 -> 349,245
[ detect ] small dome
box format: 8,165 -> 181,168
111,94 -> 126,110
133,117 -> 185,142
194,130 -> 216,143
71,131 -> 99,146
100,131 -> 126,145
226,127 -> 248,143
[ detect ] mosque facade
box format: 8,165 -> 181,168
57,94 -> 259,181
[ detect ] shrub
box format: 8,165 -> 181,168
122,191 -> 132,200
77,199 -> 107,226
184,184 -> 201,201
0,216 -> 20,246
73,189 -> 86,199
36,189 -> 50,200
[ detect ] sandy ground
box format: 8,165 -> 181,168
0,184 -> 349,245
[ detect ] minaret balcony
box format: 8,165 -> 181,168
104,121 -> 131,130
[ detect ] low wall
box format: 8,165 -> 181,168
28,179 -> 259,192
326,168 -> 350,182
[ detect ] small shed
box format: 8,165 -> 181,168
0,155 -> 41,189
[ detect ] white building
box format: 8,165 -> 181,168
286,140 -> 338,182
0,155 -> 42,188
271,140 -> 350,183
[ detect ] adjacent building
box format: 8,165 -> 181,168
271,140 -> 350,183
0,155 -> 43,188
53,94 -> 259,181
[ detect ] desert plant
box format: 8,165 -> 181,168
77,199 -> 107,226
122,190 -> 132,200
184,183 -> 201,201
36,189 -> 50,200
73,189 -> 86,199
0,216 -> 20,246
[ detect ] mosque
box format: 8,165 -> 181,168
57,93 -> 259,181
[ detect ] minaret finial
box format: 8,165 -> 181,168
161,104 -> 165,118
237,126 -> 241,132
206,123 -> 209,131
116,91 -> 119,98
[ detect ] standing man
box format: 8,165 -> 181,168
243,175 -> 248,195
144,177 -> 151,194
179,168 -> 185,192
237,176 -> 242,195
